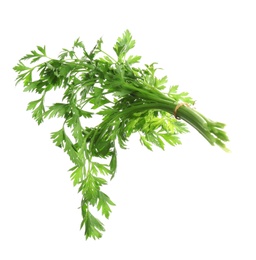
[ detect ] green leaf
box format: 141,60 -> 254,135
97,191 -> 115,219
80,174 -> 100,203
92,162 -> 110,175
63,133 -> 83,166
145,133 -> 165,150
13,61 -> 30,72
27,98 -> 45,124
96,37 -> 103,50
23,80 -> 46,93
113,29 -> 136,60
159,133 -> 182,146
127,55 -> 141,65
94,176 -> 108,186
30,56 -> 41,63
21,48 -> 45,62
89,87 -> 111,109
51,128 -> 64,147
168,85 -> 195,104
140,135 -> 153,151
79,109 -> 93,118
155,75 -> 168,90
110,148 -> 117,178
82,209 -> 105,240
59,64 -> 73,77
70,166 -> 83,186
72,119 -> 83,143
168,85 -> 179,94
32,103 -> 45,124
37,45 -> 46,56
23,71 -> 32,86
58,49 -> 69,60
44,103 -> 69,119
74,38 -> 85,49
27,99 -> 41,111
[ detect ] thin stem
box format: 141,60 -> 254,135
99,49 -> 117,63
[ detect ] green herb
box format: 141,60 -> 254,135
13,30 -> 229,240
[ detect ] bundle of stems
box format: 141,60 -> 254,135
14,30 -> 229,239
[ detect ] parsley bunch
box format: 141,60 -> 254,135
14,30 -> 229,239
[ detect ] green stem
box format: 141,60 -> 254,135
90,96 -> 229,152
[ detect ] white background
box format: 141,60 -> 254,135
1,0 -> 256,259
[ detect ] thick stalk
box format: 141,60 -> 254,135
158,102 -> 229,151
91,97 -> 229,151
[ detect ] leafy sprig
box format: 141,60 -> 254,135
13,30 -> 229,240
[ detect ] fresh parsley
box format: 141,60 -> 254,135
13,30 -> 229,239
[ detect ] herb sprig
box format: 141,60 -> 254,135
14,30 -> 229,239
